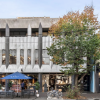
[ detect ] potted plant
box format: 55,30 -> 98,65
34,82 -> 40,97
8,81 -> 12,89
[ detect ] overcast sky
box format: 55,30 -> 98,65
0,0 -> 99,21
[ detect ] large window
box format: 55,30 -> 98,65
2,50 -> 6,64
35,50 -> 38,64
20,49 -> 24,64
35,50 -> 49,64
32,32 -> 38,37
0,31 -> 5,37
42,50 -> 49,65
10,31 -> 27,37
9,49 -> 16,64
27,49 -> 31,64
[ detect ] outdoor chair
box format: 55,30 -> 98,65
0,92 -> 6,98
29,86 -> 36,96
0,90 -> 15,99
21,90 -> 30,98
6,90 -> 15,98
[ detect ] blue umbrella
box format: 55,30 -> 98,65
1,72 -> 32,79
1,72 -> 32,96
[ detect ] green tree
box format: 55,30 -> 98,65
47,6 -> 100,87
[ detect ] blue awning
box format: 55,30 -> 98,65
1,72 -> 32,79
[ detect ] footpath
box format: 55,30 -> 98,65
0,92 -> 100,100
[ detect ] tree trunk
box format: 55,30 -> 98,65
75,75 -> 79,97
75,75 -> 78,87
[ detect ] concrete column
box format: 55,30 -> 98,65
50,36 -> 53,68
31,48 -> 35,68
24,49 -> 27,69
5,24 -> 9,69
50,56 -> 53,68
27,24 -> 31,37
17,49 -> 20,68
0,50 -> 2,67
5,24 -> 10,91
38,23 -> 42,68
27,24 -> 31,49
38,73 -> 42,92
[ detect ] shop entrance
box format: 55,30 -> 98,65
42,74 -> 72,92
83,75 -> 90,91
49,74 -> 56,90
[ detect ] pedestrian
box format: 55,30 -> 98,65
21,80 -> 25,90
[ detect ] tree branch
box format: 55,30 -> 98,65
78,73 -> 87,83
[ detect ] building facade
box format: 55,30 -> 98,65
0,17 -> 72,92
0,17 -> 99,93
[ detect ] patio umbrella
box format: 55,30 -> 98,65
0,71 -> 32,96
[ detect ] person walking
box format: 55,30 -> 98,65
21,80 -> 25,90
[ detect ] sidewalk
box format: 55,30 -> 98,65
0,92 -> 100,100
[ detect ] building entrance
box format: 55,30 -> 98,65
42,74 -> 72,92
49,74 -> 56,90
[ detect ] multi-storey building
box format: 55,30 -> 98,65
0,17 -> 99,93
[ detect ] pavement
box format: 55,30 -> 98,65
0,92 -> 100,100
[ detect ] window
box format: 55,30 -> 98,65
27,49 -> 31,64
42,50 -> 49,64
9,49 -> 16,64
35,50 -> 38,64
42,32 -> 48,37
0,31 -> 5,37
20,49 -> 24,64
2,50 -> 6,64
32,32 -> 38,37
10,31 -> 27,37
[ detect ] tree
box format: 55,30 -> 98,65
47,6 -> 100,87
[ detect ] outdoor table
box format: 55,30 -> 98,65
21,90 -> 30,98
0,90 -> 15,99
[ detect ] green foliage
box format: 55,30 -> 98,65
47,6 -> 100,86
0,84 -> 2,89
8,81 -> 12,88
34,82 -> 40,90
67,85 -> 80,99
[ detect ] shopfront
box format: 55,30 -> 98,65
0,74 -> 6,87
0,73 -> 38,91
42,74 -> 72,92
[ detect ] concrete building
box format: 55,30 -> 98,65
0,17 -> 72,92
0,17 -> 99,93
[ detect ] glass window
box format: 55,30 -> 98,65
42,32 -> 48,37
9,49 -> 16,64
20,49 -> 24,64
0,31 -> 5,37
42,50 -> 49,65
27,49 -> 31,64
32,32 -> 38,37
35,50 -> 38,64
2,50 -> 6,64
10,31 -> 27,37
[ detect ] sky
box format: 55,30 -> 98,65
0,0 -> 100,21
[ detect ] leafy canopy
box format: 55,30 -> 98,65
47,6 -> 100,77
